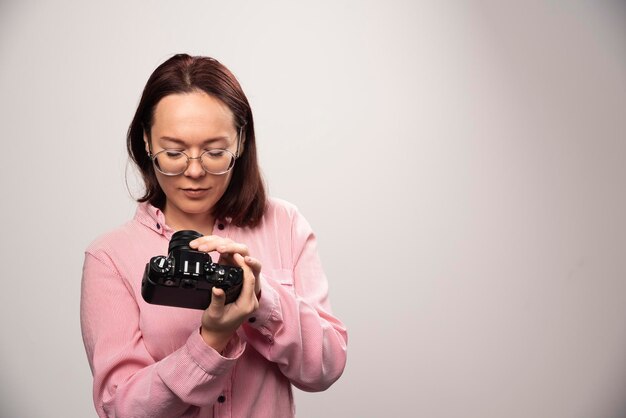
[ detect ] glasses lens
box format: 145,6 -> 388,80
153,150 -> 187,175
201,149 -> 236,174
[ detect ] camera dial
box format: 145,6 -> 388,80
150,256 -> 171,274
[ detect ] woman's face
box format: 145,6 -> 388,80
145,91 -> 239,224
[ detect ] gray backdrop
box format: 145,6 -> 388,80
1,1 -> 625,417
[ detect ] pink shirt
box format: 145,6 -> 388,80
80,198 -> 348,417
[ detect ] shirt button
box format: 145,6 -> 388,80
217,223 -> 225,230
156,223 -> 161,229
248,316 -> 256,323
217,395 -> 226,403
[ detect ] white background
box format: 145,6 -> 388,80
1,1 -> 625,417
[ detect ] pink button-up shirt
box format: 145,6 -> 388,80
80,198 -> 348,417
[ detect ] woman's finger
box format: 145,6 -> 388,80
244,256 -> 262,277
190,236 -> 250,258
244,256 -> 262,297
233,253 -> 257,304
189,236 -> 232,252
216,242 -> 249,257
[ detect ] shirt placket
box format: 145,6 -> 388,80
214,218 -> 234,418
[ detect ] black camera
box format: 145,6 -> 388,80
141,230 -> 244,310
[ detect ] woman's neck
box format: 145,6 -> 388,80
162,203 -> 215,236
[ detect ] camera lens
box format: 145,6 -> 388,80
168,230 -> 203,253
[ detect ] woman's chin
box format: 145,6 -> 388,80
166,199 -> 216,217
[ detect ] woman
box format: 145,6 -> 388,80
80,54 -> 348,418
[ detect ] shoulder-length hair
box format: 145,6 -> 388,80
127,54 -> 266,228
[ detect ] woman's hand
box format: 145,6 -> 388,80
189,236 -> 263,351
190,236 -> 262,296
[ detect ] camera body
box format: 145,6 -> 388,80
141,230 -> 244,310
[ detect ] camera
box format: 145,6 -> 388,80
141,230 -> 244,310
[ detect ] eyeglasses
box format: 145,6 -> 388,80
149,128 -> 242,176
150,148 -> 237,176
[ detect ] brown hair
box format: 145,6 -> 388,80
127,54 -> 266,227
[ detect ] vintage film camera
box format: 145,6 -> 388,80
141,230 -> 244,309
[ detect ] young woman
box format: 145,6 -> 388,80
80,54 -> 348,418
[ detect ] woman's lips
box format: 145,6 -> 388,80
181,188 -> 210,198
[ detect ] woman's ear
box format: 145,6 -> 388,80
143,130 -> 151,155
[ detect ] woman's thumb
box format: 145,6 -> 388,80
209,286 -> 226,310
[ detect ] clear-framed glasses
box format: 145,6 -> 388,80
149,127 -> 242,176
151,148 -> 237,176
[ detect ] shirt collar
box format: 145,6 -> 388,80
134,202 -> 170,237
133,202 -> 232,237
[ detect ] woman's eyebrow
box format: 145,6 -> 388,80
159,136 -> 230,145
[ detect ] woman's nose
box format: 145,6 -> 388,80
183,157 -> 206,178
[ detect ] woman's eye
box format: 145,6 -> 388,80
206,150 -> 226,158
165,151 -> 184,158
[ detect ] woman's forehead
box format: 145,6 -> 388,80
152,92 -> 235,138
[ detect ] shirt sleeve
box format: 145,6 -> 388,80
80,251 -> 246,418
239,208 -> 348,392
